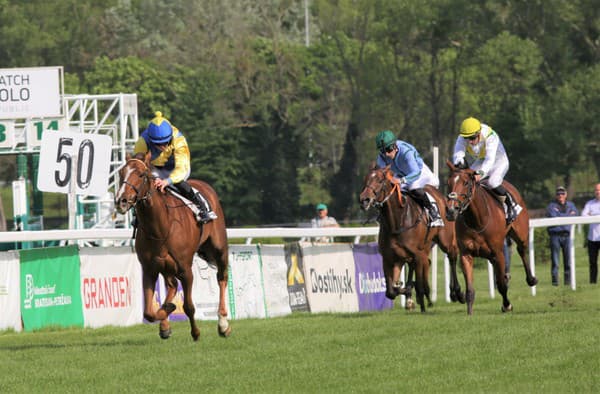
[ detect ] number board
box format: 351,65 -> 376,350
37,131 -> 112,196
0,120 -> 15,148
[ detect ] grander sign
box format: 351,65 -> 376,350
0,66 -> 63,119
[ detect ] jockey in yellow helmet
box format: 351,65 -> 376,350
453,117 -> 521,223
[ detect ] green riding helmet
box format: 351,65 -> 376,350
375,130 -> 396,151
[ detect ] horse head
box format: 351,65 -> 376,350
445,159 -> 476,221
115,152 -> 153,214
359,164 -> 400,211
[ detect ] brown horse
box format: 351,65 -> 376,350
445,160 -> 538,315
359,164 -> 464,312
114,152 -> 231,340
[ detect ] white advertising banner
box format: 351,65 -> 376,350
0,251 -> 22,332
79,247 -> 143,328
191,256 -> 221,321
228,245 -> 267,319
258,245 -> 292,318
301,243 -> 359,313
0,66 -> 63,119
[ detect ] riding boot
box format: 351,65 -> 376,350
493,186 -> 520,224
175,181 -> 218,223
190,192 -> 218,223
410,188 -> 444,227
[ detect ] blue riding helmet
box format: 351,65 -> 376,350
147,111 -> 173,144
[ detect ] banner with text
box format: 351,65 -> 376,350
301,243 -> 359,313
284,242 -> 309,312
79,247 -> 143,328
258,245 -> 292,317
20,246 -> 84,331
227,245 -> 267,319
0,251 -> 21,331
352,243 -> 393,311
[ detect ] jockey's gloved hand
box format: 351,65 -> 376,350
454,159 -> 466,168
392,176 -> 406,185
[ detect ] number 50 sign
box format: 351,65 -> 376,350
37,131 -> 112,196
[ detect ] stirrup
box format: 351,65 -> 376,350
428,210 -> 444,227
197,210 -> 218,223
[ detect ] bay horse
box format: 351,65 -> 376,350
115,152 -> 231,340
359,164 -> 464,312
445,160 -> 538,315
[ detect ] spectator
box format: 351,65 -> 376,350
581,183 -> 600,284
546,186 -> 578,286
311,203 -> 339,243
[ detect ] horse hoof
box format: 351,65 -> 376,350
527,277 -> 538,286
159,328 -> 172,339
405,299 -> 415,311
218,316 -> 231,338
502,304 -> 513,313
218,325 -> 232,338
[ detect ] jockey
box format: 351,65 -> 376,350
134,111 -> 217,223
375,130 -> 443,227
452,117 -> 521,223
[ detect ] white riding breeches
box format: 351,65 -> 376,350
407,163 -> 439,191
471,156 -> 508,189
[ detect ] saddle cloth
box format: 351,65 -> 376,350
167,186 -> 201,217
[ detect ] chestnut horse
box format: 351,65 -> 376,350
115,153 -> 231,340
445,160 -> 538,315
359,164 -> 464,312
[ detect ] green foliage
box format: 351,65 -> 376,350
2,0 -> 600,224
1,254 -> 599,392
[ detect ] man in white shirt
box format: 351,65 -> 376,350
311,203 -> 339,243
581,183 -> 600,284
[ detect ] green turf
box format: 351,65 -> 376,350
0,236 -> 598,393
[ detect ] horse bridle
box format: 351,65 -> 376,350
367,171 -> 402,208
447,170 -> 475,215
121,159 -> 153,208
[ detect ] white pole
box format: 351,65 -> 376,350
444,255 -> 450,302
529,227 -> 537,295
431,246 -> 438,302
488,262 -> 495,299
569,226 -> 576,290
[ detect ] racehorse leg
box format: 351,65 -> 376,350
158,276 -> 180,339
142,271 -> 174,339
215,252 -> 232,338
460,254 -> 476,315
434,230 -> 465,303
511,228 -> 538,286
179,266 -> 201,341
425,258 -> 433,308
446,248 -> 465,304
491,256 -> 512,312
413,253 -> 430,313
383,260 -> 402,300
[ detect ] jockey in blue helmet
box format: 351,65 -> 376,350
375,130 -> 443,227
134,111 -> 217,223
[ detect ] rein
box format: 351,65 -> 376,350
371,170 -> 424,233
448,171 -> 491,233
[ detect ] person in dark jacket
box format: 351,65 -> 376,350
546,186 -> 578,286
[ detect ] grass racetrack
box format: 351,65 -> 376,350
1,246 -> 599,393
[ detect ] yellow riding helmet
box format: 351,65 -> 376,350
459,117 -> 481,138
